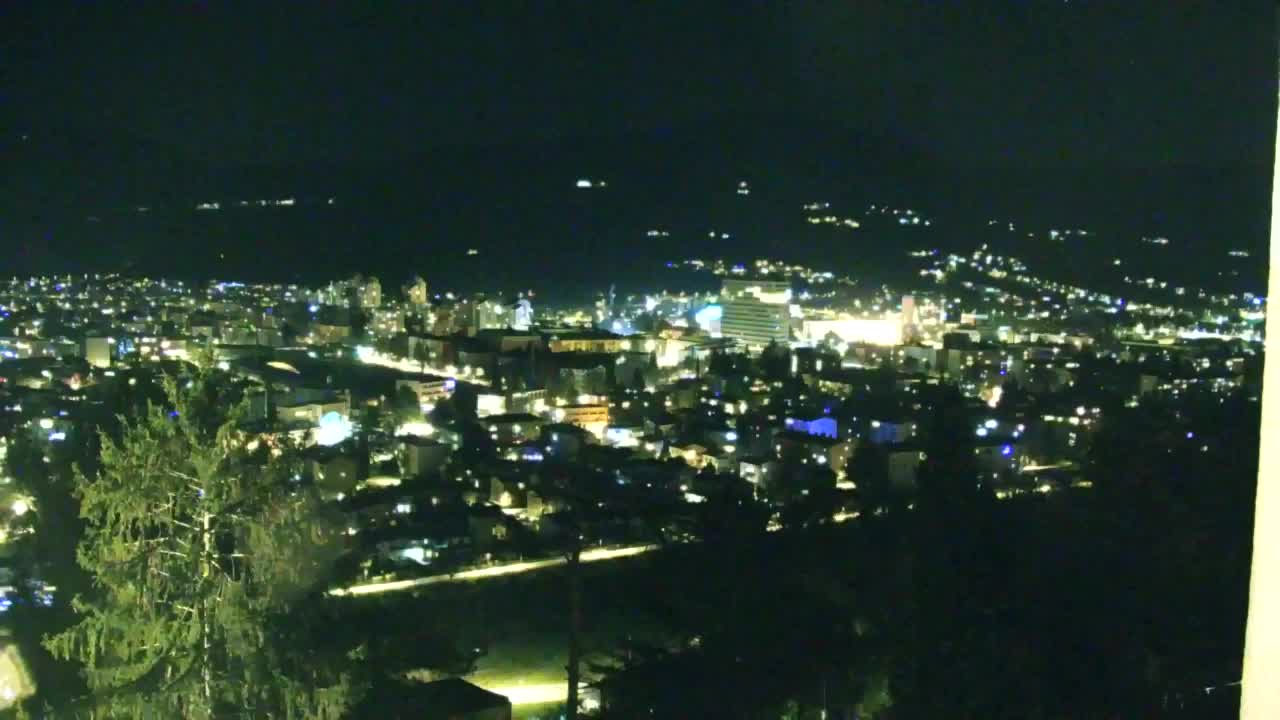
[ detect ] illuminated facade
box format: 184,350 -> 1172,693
476,392 -> 507,417
784,415 -> 838,439
721,295 -> 790,350
552,403 -> 610,438
512,298 -> 534,331
404,276 -> 429,307
545,329 -> 625,354
396,378 -> 454,405
484,413 -> 544,445
84,336 -> 112,368
901,294 -> 919,342
357,276 -> 381,308
308,322 -> 352,345
801,317 -> 903,346
399,437 -> 451,477
369,308 -> 404,338
694,304 -> 722,335
721,277 -> 793,305
477,299 -> 509,330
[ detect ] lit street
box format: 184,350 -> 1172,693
328,543 -> 658,597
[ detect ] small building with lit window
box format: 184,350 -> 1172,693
482,413 -> 544,446
398,436 -> 452,478
774,430 -> 853,477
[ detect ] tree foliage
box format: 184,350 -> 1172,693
44,366 -> 360,719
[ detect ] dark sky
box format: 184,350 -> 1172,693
3,1 -> 1274,173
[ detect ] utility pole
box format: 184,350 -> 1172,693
565,534 -> 583,720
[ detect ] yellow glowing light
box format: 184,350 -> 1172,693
11,500 -> 29,517
328,544 -> 657,597
987,385 -> 1003,409
472,682 -> 567,706
803,317 -> 903,346
396,422 -> 434,437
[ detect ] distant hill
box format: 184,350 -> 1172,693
1,123 -> 1271,296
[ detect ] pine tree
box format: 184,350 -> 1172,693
45,365 -> 360,719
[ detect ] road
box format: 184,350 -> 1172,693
329,507 -> 866,598
327,543 -> 659,597
356,348 -> 491,388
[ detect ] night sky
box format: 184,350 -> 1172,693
4,2 -> 1274,172
0,2 -> 1275,286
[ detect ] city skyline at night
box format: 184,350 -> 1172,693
0,3 -> 1273,718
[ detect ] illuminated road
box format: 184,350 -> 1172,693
356,349 -> 491,388
328,544 -> 659,597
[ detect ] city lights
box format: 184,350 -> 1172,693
0,11 -> 1268,716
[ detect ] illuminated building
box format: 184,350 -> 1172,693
542,422 -> 593,460
369,308 -> 405,338
738,456 -> 778,495
476,297 -> 509,330
544,328 -> 625,354
476,392 -> 507,417
901,294 -> 919,341
866,418 -> 916,445
694,304 -> 722,335
483,413 -> 544,445
356,276 -> 381,308
398,436 -> 452,477
669,442 -> 713,470
720,278 -> 792,350
396,377 -> 454,405
507,388 -> 549,414
801,317 -> 902,346
774,430 -> 853,477
512,297 -> 534,331
280,393 -> 351,426
404,275 -> 429,307
722,278 -> 793,305
552,403 -> 610,438
135,336 -> 194,360
308,322 -> 351,345
84,336 -> 112,368
784,415 -> 838,439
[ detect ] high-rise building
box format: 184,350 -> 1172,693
369,308 -> 405,338
721,278 -> 793,305
475,296 -> 509,330
720,278 -> 792,350
512,298 -> 534,331
357,276 -> 382,308
404,276 -> 429,307
901,295 -> 918,342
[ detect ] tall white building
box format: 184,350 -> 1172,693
901,295 -> 918,342
512,298 -> 534,331
720,278 -> 792,350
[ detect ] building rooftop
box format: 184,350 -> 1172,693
483,412 -> 542,424
542,327 -> 623,341
776,429 -> 846,447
